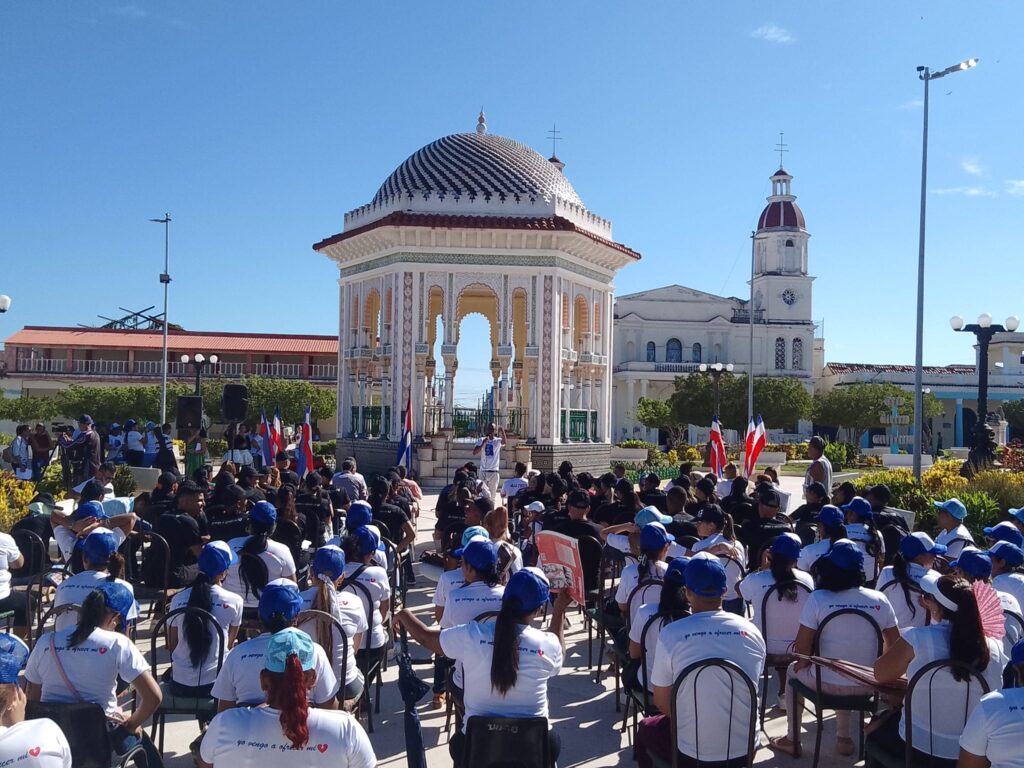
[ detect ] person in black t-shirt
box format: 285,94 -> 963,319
638,473 -> 669,513
206,482 -> 249,542
721,476 -> 756,526
664,487 -> 698,540
296,472 -> 334,544
150,481 -> 206,587
275,451 -> 301,489
369,476 -> 416,551
548,490 -> 604,540
272,484 -> 310,577
737,488 -> 793,562
237,465 -> 266,503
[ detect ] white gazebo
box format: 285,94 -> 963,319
314,113 -> 639,478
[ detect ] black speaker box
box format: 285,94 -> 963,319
222,384 -> 249,422
176,396 -> 203,429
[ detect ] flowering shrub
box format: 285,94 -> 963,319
921,460 -> 968,497
0,471 -> 37,533
765,443 -> 808,461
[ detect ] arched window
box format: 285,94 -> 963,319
775,337 -> 786,370
691,342 -> 702,363
666,338 -> 682,363
792,338 -> 803,370
785,239 -> 794,247
646,341 -> 656,362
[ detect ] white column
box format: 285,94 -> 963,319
626,378 -> 636,436
528,364 -> 538,441
336,279 -> 346,438
640,379 -> 650,440
379,373 -> 389,439
357,373 -> 366,438
604,290 -> 614,443
345,371 -> 356,437
414,367 -> 426,440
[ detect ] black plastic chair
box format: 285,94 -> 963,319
865,659 -> 991,768
10,528 -> 47,586
588,545 -> 627,677
716,553 -> 747,612
651,657 -> 758,768
295,608 -> 350,703
135,531 -> 174,619
26,699 -> 144,768
461,715 -> 553,768
36,602 -> 81,641
624,607 -> 690,743
342,577 -> 384,733
149,605 -> 226,753
757,581 -> 812,730
789,608 -> 883,768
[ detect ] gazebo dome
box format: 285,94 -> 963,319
755,166 -> 806,232
371,131 -> 585,208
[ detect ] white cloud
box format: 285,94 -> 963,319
1006,180 -> 1024,197
961,158 -> 983,177
932,186 -> 996,198
899,98 -> 924,110
751,24 -> 795,44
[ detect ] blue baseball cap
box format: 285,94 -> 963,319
258,581 -> 304,624
814,505 -> 845,528
639,522 -> 675,551
265,628 -> 316,673
899,532 -> 947,560
664,556 -> 690,585
96,582 -> 134,629
125,419 -> 137,427
1010,508 -> 1024,524
0,652 -> 20,684
250,501 -> 277,526
353,526 -> 380,557
950,548 -> 992,580
461,539 -> 498,572
990,541 -> 1024,567
934,498 -> 968,520
0,634 -> 29,673
461,526 -> 489,548
635,506 -> 673,527
824,540 -> 865,572
72,500 -> 108,521
1011,638 -> 1024,666
504,568 -> 550,612
198,541 -> 238,578
684,552 -> 727,597
841,496 -> 873,519
770,532 -> 803,562
82,530 -> 119,565
984,521 -> 1024,548
346,501 -> 373,530
312,545 -> 346,580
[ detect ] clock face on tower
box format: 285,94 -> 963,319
782,289 -> 797,306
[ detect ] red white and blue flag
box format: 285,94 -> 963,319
259,408 -> 275,467
296,405 -> 314,478
742,418 -> 756,477
747,416 -> 767,477
272,406 -> 284,457
395,394 -> 412,471
709,416 -> 727,476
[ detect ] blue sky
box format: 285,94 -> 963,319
2,3 -> 1022,402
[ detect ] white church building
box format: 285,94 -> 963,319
612,167 -> 824,442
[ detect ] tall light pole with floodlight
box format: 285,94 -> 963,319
180,353 -> 219,396
949,313 -> 1019,449
911,58 -> 978,481
150,213 -> 172,425
699,362 -> 734,420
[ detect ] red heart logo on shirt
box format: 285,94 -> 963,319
740,631 -> 748,637
98,648 -> 108,655
29,747 -> 41,757
537,650 -> 544,657
222,604 -> 230,609
316,744 -> 328,753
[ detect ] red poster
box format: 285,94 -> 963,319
535,531 -> 585,605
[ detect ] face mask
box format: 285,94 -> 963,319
907,562 -> 931,583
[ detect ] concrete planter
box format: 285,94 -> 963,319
740,451 -> 788,468
610,447 -> 649,462
514,445 -> 533,464
430,435 -> 449,450
882,454 -> 934,469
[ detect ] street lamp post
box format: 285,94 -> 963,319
699,362 -> 734,419
950,314 -> 1019,449
150,214 -> 172,424
180,353 -> 219,396
912,58 -> 978,482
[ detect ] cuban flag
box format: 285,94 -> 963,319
272,406 -> 284,456
709,416 -> 727,476
395,394 -> 412,471
296,405 -> 314,478
259,408 -> 275,467
747,416 -> 767,475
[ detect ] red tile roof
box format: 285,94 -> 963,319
757,200 -> 805,231
312,212 -> 642,260
826,362 -> 975,375
4,327 -> 339,355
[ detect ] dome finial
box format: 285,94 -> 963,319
477,109 -> 487,134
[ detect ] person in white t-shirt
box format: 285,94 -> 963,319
472,423 -> 505,499
299,546 -> 368,702
0,650 -> 72,768
871,571 -> 1006,764
796,504 -> 847,573
211,582 -> 339,710
770,540 -> 900,759
949,548 -> 1023,656
840,496 -> 885,584
933,498 -> 975,559
500,461 -> 529,506
53,529 -> 139,632
615,523 -> 672,624
483,506 -> 523,581
223,501 -> 297,611
628,557 -> 690,695
876,531 -> 946,629
339,527 -> 391,682
0,529 -> 26,636
395,568 -> 572,766
123,419 -> 145,467
51,499 -> 135,563
24,582 -> 164,767
990,541 -> 1024,610
635,553 -> 766,768
199,628 -> 375,768
959,637 -> 1024,768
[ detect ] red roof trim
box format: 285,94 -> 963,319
312,212 -> 641,260
15,326 -> 337,342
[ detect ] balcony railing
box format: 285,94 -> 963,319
731,308 -> 765,324
253,362 -> 303,378
311,364 -> 338,380
73,359 -> 129,375
16,357 -> 66,373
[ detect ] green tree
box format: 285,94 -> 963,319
635,397 -> 687,445
812,382 -> 942,446
748,375 -> 813,430
667,373 -> 812,435
668,373 -> 716,429
201,376 -> 336,425
1005,399 -> 1024,434
0,396 -> 60,423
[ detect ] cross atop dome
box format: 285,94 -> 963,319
476,110 -> 487,134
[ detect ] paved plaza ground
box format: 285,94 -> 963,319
156,477 -> 853,768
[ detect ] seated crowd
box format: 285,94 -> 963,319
3,435 -> 1024,768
